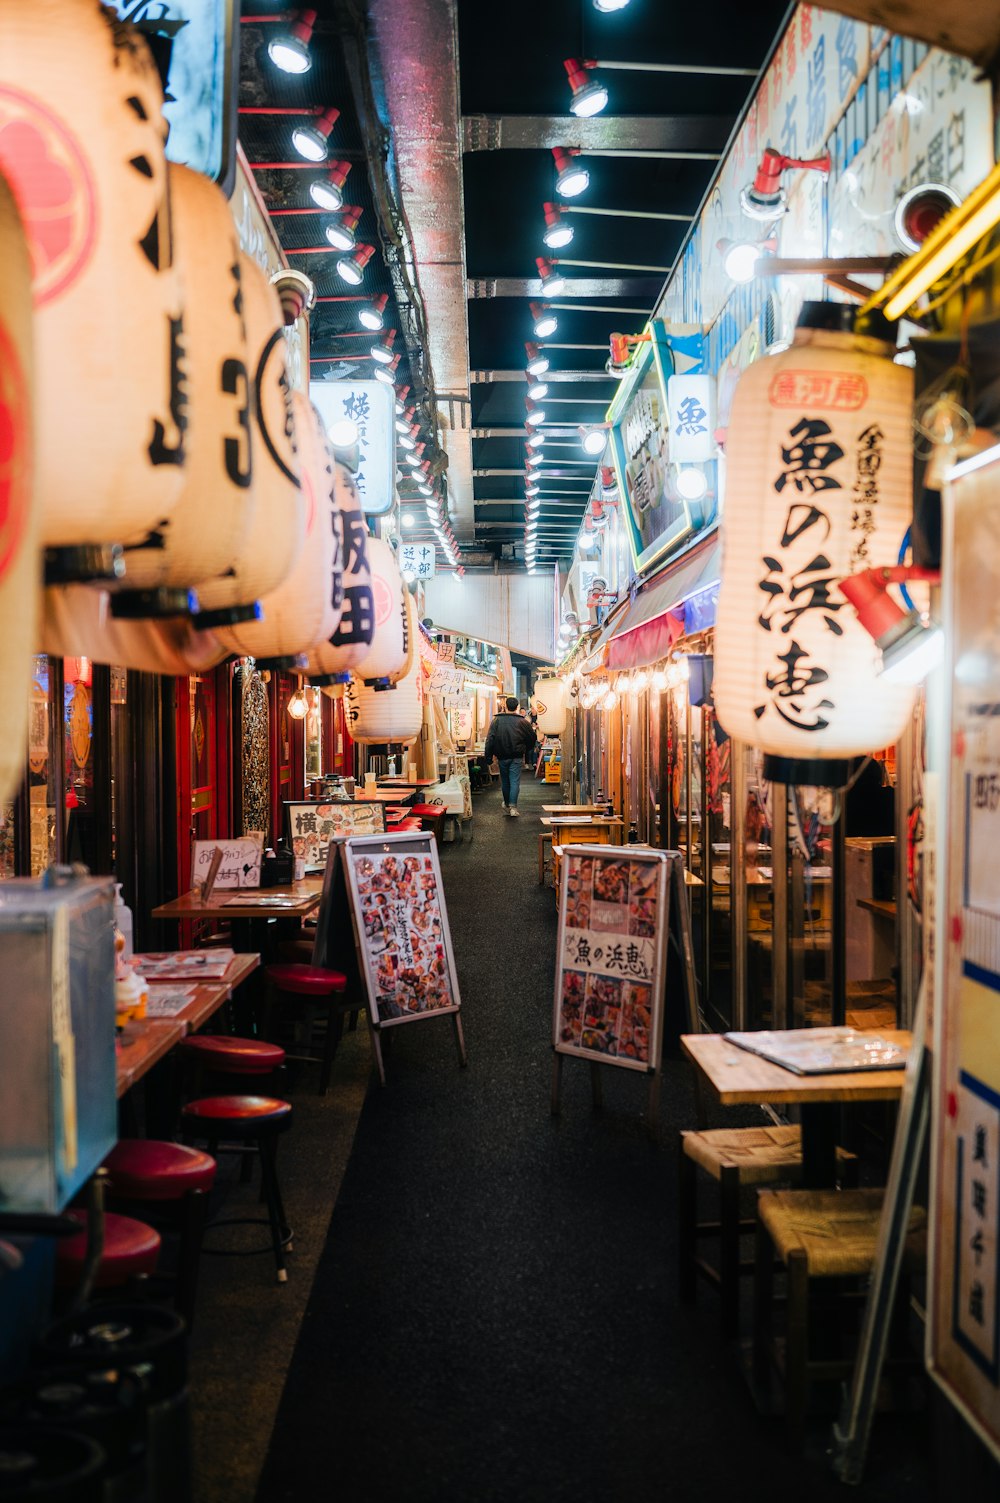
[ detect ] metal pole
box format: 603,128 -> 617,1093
565,205 -> 691,222
731,740 -> 747,1031
771,784 -> 788,1032
595,58 -> 758,77
832,800 -> 847,1027
587,149 -> 720,161
550,302 -> 652,314
555,258 -> 673,274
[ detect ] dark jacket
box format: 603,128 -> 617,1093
484,712 -> 535,763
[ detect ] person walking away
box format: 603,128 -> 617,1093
483,697 -> 535,817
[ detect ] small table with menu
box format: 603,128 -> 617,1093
152,877 -> 323,955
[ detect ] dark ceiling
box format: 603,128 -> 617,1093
238,0 -> 790,571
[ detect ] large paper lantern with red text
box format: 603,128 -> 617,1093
533,677 -> 567,736
111,163 -> 254,610
305,461 -> 373,679
345,593 -> 422,744
714,303 -> 914,786
0,171 -> 37,801
0,3 -> 186,556
41,585 -> 226,675
350,536 -> 406,685
218,392 -> 338,665
196,255 -> 304,622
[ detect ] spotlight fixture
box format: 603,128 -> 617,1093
839,565 -> 942,684
292,106 -> 341,162
370,327 -> 397,364
402,512 -> 415,529
536,257 -> 565,296
309,160 -> 352,210
580,426 -> 607,456
526,451 -> 543,469
373,354 -> 401,385
542,202 -> 574,249
718,236 -> 776,284
740,146 -> 831,220
593,0 -> 630,10
406,443 -> 426,468
323,206 -> 362,251
579,524 -> 599,552
564,57 -> 609,117
893,181 -> 962,254
336,243 -> 375,285
525,398 -> 546,427
526,373 -> 549,401
394,385 -> 410,414
526,481 -> 540,497
525,342 -> 550,376
530,302 -> 558,339
267,8 -> 316,73
552,147 -> 589,199
527,430 -> 546,449
675,466 -> 708,501
396,405 -> 416,436
398,423 -> 418,452
359,292 -> 388,330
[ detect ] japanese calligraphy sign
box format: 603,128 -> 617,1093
553,846 -> 670,1074
342,831 -> 462,1028
310,379 -> 394,515
399,542 -> 436,580
930,445 -> 1000,1460
715,318 -> 915,770
191,835 -> 263,890
284,800 -> 384,872
667,374 -> 715,464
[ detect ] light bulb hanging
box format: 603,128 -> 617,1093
542,202 -> 574,249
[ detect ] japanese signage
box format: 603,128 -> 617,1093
930,446 -> 1000,1460
190,836 -> 262,890
553,846 -> 670,1074
311,380 -> 395,515
284,800 -> 385,873
343,832 -> 462,1027
437,642 -> 456,662
667,375 -> 715,464
399,542 -> 436,580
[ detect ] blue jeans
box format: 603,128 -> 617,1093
498,758 -> 521,807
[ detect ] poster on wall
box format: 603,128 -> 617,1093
929,446 -> 1000,1462
284,800 -> 385,873
399,542 -> 436,580
553,846 -> 671,1073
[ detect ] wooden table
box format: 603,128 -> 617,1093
377,778 -> 437,790
116,952 -> 261,1097
857,897 -> 897,920
356,789 -> 410,805
542,816 -> 625,889
542,804 -> 608,816
681,1030 -> 911,1186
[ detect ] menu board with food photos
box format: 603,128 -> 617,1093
553,846 -> 671,1074
285,800 -> 384,873
341,832 -> 467,1078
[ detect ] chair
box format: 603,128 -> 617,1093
753,1187 -> 926,1442
180,1095 -> 294,1283
102,1139 -> 216,1325
55,1210 -> 161,1292
678,1125 -> 857,1338
263,963 -> 348,1096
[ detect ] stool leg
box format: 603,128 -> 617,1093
752,1216 -> 775,1399
257,1135 -> 289,1284
785,1250 -> 809,1447
677,1143 -> 697,1306
319,1002 -> 345,1097
719,1165 -> 741,1340
176,1188 -> 208,1328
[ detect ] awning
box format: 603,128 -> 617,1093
604,534 -> 720,672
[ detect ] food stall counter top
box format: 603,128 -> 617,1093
152,878 -> 323,922
681,1029 -> 911,1106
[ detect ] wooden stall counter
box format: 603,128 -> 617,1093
152,878 -> 323,924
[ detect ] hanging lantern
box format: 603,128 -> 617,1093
218,392 -> 337,667
534,676 -> 567,736
305,460 -> 374,680
0,4 -> 187,565
195,254 -> 304,624
349,536 -> 407,686
345,592 -> 422,743
715,302 -> 915,786
42,585 -> 226,675
0,171 -> 37,802
111,163 -> 255,615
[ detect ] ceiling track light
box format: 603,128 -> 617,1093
359,295 -> 389,332
265,9 -> 317,73
398,423 -> 419,452
525,398 -> 546,427
593,0 -> 630,10
526,430 -> 546,449
323,205 -> 363,251
394,385 -> 410,414
370,327 -> 397,363
526,371 -> 548,401
530,301 -> 558,339
580,424 -> 608,456
542,202 -> 574,249
373,354 -> 401,385
407,442 -> 426,468
564,57 -> 609,117
536,257 -> 566,296
291,106 -> 341,162
525,342 -> 550,376
552,147 -> 589,199
740,146 -> 831,220
336,243 -> 375,285
309,159 -> 352,210
395,404 -> 417,435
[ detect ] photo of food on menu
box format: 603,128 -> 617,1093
350,851 -> 455,1021
556,852 -> 663,1065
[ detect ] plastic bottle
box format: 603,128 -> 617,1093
114,883 -> 133,960
387,752 -> 397,776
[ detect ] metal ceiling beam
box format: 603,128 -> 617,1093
474,468 -> 594,479
469,277 -> 662,299
471,370 -> 613,383
462,114 -> 731,153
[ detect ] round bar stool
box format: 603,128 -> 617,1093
55,1211 -> 161,1292
102,1140 -> 216,1326
180,1095 -> 293,1283
178,1033 -> 286,1085
263,964 -> 347,1097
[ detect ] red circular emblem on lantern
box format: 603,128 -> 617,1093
0,319 -> 30,581
372,573 -> 393,627
0,87 -> 97,305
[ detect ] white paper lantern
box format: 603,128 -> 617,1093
534,677 -> 567,736
0,171 -> 38,802
350,536 -> 406,684
305,461 -> 374,679
196,255 -> 304,621
345,593 -> 422,744
218,392 -> 336,665
0,4 -> 186,554
112,163 -> 255,608
714,303 -> 915,784
42,585 -> 226,675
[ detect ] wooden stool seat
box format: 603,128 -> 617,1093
55,1211 -> 161,1289
179,1034 -> 286,1075
757,1187 -> 926,1278
102,1140 -> 216,1200
682,1125 -> 855,1187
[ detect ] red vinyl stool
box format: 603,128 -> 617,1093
263,964 -> 347,1096
409,803 -> 447,845
180,1095 -> 293,1283
178,1033 -> 286,1079
102,1140 -> 216,1326
392,818 -> 422,832
55,1211 -> 161,1292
